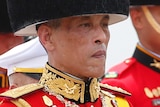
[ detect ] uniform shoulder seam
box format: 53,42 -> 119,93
0,83 -> 43,99
104,58 -> 136,79
109,58 -> 136,74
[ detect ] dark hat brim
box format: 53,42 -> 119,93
15,14 -> 127,36
0,0 -> 12,33
130,0 -> 160,6
7,0 -> 129,36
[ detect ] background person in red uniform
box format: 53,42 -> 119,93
101,0 -> 160,107
0,0 -> 24,88
0,0 -> 132,107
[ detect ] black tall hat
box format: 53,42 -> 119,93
0,0 -> 12,33
7,0 -> 129,36
130,0 -> 160,5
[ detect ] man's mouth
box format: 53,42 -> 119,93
92,50 -> 106,58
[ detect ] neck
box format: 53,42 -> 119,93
47,62 -> 90,81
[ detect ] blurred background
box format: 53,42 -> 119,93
106,16 -> 138,71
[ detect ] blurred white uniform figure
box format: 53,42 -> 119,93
0,37 -> 47,88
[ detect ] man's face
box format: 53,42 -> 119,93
41,15 -> 110,80
147,6 -> 160,29
141,6 -> 160,54
130,6 -> 160,54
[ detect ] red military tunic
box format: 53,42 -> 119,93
101,44 -> 160,107
0,63 -> 131,107
0,88 -> 103,107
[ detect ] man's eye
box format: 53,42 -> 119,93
102,23 -> 108,28
80,23 -> 91,27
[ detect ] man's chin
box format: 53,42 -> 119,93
89,71 -> 105,78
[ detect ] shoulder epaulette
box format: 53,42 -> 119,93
104,58 -> 136,78
0,83 -> 43,99
99,83 -> 131,97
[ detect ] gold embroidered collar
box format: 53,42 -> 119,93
134,44 -> 160,71
39,63 -> 100,104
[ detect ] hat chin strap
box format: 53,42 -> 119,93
141,6 -> 160,34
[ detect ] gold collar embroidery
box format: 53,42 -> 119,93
39,64 -> 100,104
150,59 -> 160,69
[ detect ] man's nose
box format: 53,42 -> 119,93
93,26 -> 109,45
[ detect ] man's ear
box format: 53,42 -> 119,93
37,24 -> 55,51
130,8 -> 143,29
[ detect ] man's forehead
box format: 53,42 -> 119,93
66,14 -> 109,20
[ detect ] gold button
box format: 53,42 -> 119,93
125,59 -> 130,64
